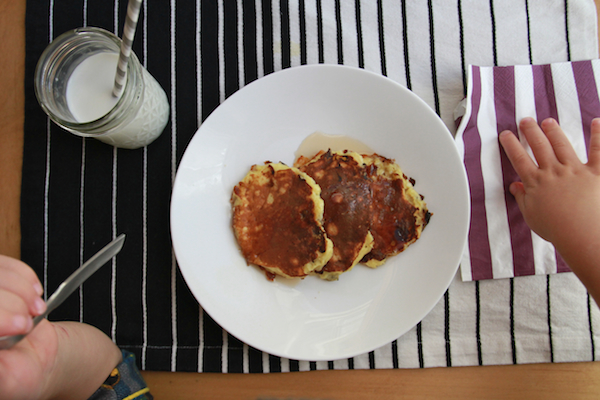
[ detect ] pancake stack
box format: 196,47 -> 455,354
231,150 -> 431,281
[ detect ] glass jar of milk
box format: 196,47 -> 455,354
34,27 -> 169,149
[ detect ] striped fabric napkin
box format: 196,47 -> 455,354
455,60 -> 600,281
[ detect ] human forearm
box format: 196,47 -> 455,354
43,322 -> 122,400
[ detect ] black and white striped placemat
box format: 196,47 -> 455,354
22,0 -> 600,372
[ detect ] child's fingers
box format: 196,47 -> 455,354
499,129 -> 538,181
587,118 -> 600,169
0,255 -> 43,297
0,310 -> 33,337
518,117 -> 557,168
540,118 -> 580,165
0,291 -> 34,337
0,269 -> 46,317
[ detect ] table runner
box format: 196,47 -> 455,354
21,0 -> 600,372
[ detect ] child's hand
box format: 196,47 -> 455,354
0,255 -> 46,337
0,255 -> 59,400
0,255 -> 122,400
499,117 -> 600,302
499,117 -> 600,247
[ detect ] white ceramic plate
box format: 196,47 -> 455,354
170,65 -> 469,361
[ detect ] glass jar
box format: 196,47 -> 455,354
34,27 -> 169,149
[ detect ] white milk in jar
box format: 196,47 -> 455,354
35,27 -> 169,149
65,52 -> 169,148
66,53 -> 121,122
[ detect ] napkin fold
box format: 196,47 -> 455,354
455,60 -> 600,281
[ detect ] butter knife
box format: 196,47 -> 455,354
0,234 -> 126,350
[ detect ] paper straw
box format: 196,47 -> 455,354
112,0 -> 143,97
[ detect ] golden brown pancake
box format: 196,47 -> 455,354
296,150 -> 374,281
361,154 -> 431,268
231,162 -> 333,279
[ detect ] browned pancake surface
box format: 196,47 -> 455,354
361,154 -> 431,267
297,150 -> 373,280
232,163 -> 332,278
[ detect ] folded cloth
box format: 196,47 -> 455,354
455,60 -> 600,281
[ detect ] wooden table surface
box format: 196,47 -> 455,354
2,1 -> 600,398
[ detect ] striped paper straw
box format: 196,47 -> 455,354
112,0 -> 143,98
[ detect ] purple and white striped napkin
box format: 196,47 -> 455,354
455,60 -> 600,281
